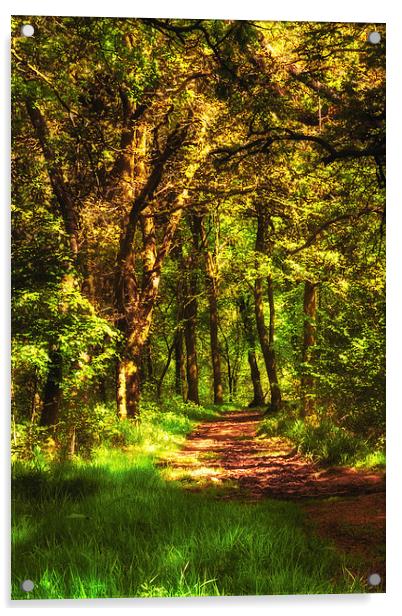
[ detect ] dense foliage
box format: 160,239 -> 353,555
11,17 -> 385,464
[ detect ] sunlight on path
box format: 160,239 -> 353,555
159,409 -> 385,500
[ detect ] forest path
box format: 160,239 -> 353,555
162,408 -> 385,500
159,409 -> 385,583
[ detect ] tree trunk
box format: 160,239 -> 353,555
112,119 -> 208,417
254,276 -> 282,412
145,339 -> 153,381
156,338 -> 175,399
124,356 -> 142,419
247,351 -> 264,406
68,426 -> 76,458
184,298 -> 199,405
254,210 -> 282,413
139,337 -> 153,386
116,359 -> 127,419
172,271 -> 187,399
183,263 -> 200,404
40,348 -> 62,427
208,289 -> 224,404
25,99 -> 79,257
238,296 -> 264,406
26,101 -> 80,429
227,356 -> 233,401
174,327 -> 187,398
198,217 -> 224,405
301,281 -> 318,417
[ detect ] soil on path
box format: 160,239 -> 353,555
164,409 -> 385,500
160,409 -> 385,586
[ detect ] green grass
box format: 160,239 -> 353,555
11,401 -> 369,599
258,411 -> 385,470
12,451 -> 366,599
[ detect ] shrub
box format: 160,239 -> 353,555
258,410 -> 375,467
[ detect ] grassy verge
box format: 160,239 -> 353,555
257,409 -> 385,469
12,400 -> 368,599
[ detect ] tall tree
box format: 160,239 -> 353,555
182,217 -> 201,405
301,281 -> 318,417
198,216 -> 224,405
238,295 -> 264,407
254,208 -> 282,412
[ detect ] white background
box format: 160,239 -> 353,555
1,1 -> 400,614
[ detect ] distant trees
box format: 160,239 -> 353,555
12,17 -> 385,449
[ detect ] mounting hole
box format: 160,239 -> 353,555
21,579 -> 35,592
20,24 -> 35,37
367,31 -> 381,44
367,573 -> 381,586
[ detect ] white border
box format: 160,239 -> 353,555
2,1 -> 401,615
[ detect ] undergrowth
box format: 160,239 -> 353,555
257,407 -> 385,469
11,400 -> 378,599
11,396 -> 231,470
12,448 -> 365,599
11,400 -> 371,599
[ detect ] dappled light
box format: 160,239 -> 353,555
11,15 -> 385,599
162,409 -> 385,500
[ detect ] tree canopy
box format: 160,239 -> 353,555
11,16 -> 385,458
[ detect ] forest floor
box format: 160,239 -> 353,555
159,409 -> 386,587
12,407 -> 386,598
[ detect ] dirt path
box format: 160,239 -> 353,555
165,409 -> 385,499
160,409 -> 385,586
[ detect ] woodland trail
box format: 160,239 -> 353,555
160,409 -> 386,583
163,409 -> 385,500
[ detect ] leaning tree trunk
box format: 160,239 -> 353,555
247,351 -> 264,407
238,296 -> 265,407
301,281 -> 318,417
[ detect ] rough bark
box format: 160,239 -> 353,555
112,112 -> 208,417
124,356 -> 142,419
301,281 -> 318,417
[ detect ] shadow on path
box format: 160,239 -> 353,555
163,409 -> 385,500
159,408 -> 386,588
